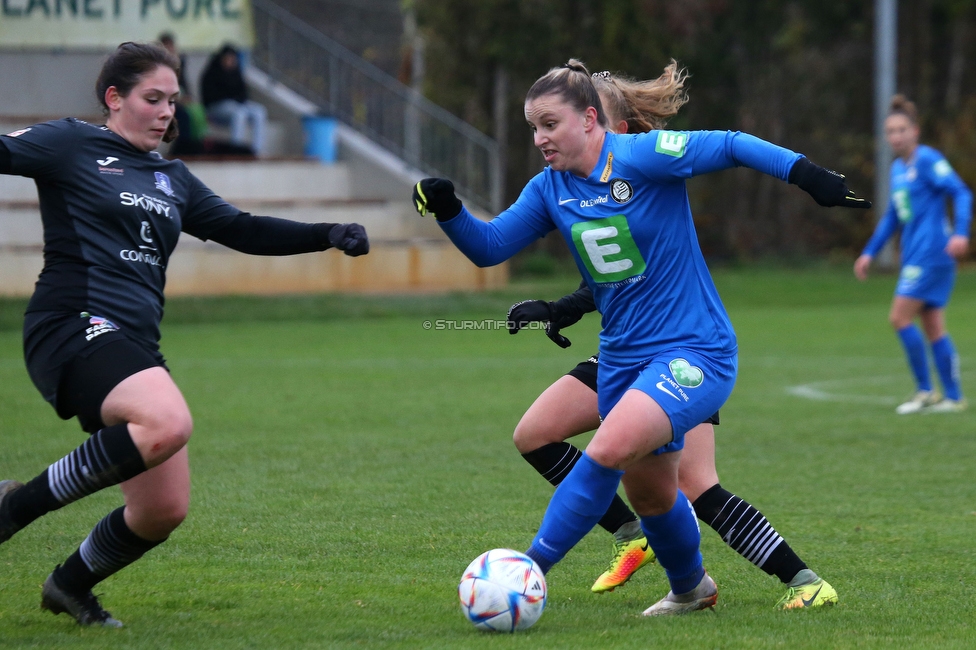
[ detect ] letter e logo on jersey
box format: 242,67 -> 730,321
154,172 -> 175,197
892,188 -> 913,224
669,358 -> 704,388
571,216 -> 647,284
934,159 -> 953,178
655,131 -> 688,157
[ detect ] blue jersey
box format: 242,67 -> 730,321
440,130 -> 800,363
863,144 -> 972,267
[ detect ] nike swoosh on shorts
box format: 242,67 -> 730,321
655,381 -> 681,401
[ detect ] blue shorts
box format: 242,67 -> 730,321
597,349 -> 737,455
895,263 -> 955,308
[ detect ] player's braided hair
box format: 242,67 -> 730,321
591,61 -> 689,133
96,42 -> 182,143
526,58 -> 608,128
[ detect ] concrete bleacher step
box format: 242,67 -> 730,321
184,159 -> 352,201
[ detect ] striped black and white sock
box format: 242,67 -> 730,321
692,484 -> 807,584
522,442 -> 638,535
55,507 -> 164,594
7,424 -> 147,528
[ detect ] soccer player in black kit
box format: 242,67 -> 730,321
0,42 -> 370,627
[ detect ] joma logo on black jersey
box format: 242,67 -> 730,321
120,192 -> 171,218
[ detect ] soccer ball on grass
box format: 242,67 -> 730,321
458,548 -> 547,632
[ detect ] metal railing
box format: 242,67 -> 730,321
251,0 -> 500,212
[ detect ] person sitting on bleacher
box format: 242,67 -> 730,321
201,44 -> 267,156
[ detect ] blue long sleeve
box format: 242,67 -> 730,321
949,180 -> 972,238
437,206 -> 549,267
688,131 -> 801,181
863,201 -> 900,257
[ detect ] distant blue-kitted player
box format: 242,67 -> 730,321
855,94 -> 972,414
413,58 -> 869,617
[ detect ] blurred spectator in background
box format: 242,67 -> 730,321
158,32 -> 190,97
160,34 -> 253,158
201,44 -> 267,156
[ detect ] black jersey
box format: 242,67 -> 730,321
1,118 -> 332,353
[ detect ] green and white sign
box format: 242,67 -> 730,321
571,215 -> 646,284
0,0 -> 254,49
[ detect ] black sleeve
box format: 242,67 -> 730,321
180,170 -> 336,255
0,119 -> 79,179
0,140 -> 10,174
551,279 -> 596,321
196,211 -> 337,256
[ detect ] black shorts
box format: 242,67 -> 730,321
24,312 -> 164,433
566,355 -> 720,426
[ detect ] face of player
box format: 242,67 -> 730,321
525,94 -> 601,176
884,113 -> 919,160
105,65 -> 180,153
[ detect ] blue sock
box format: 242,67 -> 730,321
525,453 -> 624,574
640,491 -> 704,595
897,325 -> 932,392
931,335 -> 962,400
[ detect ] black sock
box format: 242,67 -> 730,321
8,424 -> 147,528
6,470 -> 61,528
54,507 -> 164,594
521,442 -> 637,534
693,484 -> 807,584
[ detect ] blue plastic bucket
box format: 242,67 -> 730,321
303,116 -> 337,163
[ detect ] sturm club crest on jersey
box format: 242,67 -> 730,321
609,178 -> 634,204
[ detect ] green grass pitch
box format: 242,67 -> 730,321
0,268 -> 973,648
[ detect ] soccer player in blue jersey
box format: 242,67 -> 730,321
854,94 -> 971,414
0,43 -> 369,627
413,59 -> 867,615
505,67 -> 836,610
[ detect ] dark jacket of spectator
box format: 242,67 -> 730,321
200,45 -> 248,108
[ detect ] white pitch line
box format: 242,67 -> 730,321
785,376 -> 899,405
787,370 -> 976,405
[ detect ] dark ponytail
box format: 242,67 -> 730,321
96,42 -> 181,143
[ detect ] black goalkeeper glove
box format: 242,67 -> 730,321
788,157 -> 871,209
328,223 -> 370,256
412,178 -> 463,222
507,300 -> 574,349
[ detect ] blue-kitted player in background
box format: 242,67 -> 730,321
414,58 -> 869,616
855,94 -> 972,414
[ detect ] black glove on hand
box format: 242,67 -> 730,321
788,157 -> 871,209
508,300 -> 552,334
328,223 -> 370,256
507,300 -> 573,349
413,178 -> 463,222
